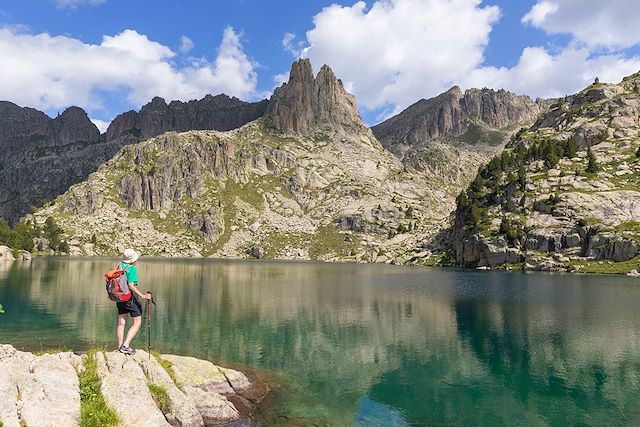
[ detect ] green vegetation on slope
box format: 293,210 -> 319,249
0,216 -> 69,254
459,122 -> 506,146
456,134 -> 581,242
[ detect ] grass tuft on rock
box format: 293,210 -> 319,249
152,351 -> 179,385
148,383 -> 170,413
79,351 -> 119,427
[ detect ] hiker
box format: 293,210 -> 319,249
115,248 -> 151,354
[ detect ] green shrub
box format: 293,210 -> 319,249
499,217 -> 525,247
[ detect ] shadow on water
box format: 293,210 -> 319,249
3,258 -> 640,425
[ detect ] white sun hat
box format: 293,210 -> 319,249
122,248 -> 140,264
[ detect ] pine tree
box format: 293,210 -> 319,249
586,147 -> 599,173
518,165 -> 527,191
565,138 -> 578,158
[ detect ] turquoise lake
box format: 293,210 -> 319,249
2,257 -> 640,426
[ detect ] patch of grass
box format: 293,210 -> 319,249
147,384 -> 170,413
616,220 -> 640,234
261,231 -> 310,259
153,352 -> 179,386
495,262 -> 524,271
309,225 -> 358,259
568,256 -> 640,275
421,252 -> 448,267
79,351 -> 119,427
33,345 -> 72,355
460,123 -> 506,146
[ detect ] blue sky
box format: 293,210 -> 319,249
1,0 -> 639,131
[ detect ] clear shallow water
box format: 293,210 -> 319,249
2,258 -> 640,426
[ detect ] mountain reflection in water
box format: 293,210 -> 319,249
1,258 -> 640,426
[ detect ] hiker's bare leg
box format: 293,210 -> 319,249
117,314 -> 127,348
124,315 -> 142,347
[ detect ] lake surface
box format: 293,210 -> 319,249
2,258 -> 640,426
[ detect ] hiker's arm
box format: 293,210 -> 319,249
129,283 -> 151,300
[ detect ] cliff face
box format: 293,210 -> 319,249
32,61 -> 454,264
0,102 -> 123,224
452,72 -> 640,274
266,59 -> 365,135
106,94 -> 268,141
0,95 -> 268,225
372,87 -> 545,157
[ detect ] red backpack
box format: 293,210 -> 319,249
105,264 -> 132,302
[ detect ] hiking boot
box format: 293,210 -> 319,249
118,345 -> 136,355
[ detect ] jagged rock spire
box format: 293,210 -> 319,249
266,58 -> 365,135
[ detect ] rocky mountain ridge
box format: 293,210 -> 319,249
372,86 -> 547,157
0,95 -> 268,225
452,72 -> 640,274
371,86 -> 549,206
106,94 -> 268,141
30,60 -> 454,263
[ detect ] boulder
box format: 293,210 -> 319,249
250,245 -> 264,259
181,386 -> 239,425
16,250 -> 32,261
587,233 -> 639,262
462,234 -> 524,267
131,352 -> 204,427
95,351 -> 170,427
0,246 -> 15,262
160,354 -> 251,425
525,231 -> 562,252
160,354 -> 239,395
0,345 -> 82,427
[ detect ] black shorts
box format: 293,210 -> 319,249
116,295 -> 142,317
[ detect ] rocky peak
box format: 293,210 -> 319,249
266,59 -> 364,135
106,94 -> 268,141
53,106 -> 100,145
372,86 -> 545,156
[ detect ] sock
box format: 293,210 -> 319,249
123,341 -> 130,348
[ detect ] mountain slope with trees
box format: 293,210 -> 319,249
452,72 -> 640,273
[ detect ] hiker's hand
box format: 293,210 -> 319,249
142,293 -> 152,300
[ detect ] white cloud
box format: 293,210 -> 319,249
282,32 -> 303,57
298,0 -> 501,111
90,118 -> 111,133
288,0 -> 640,119
462,46 -> 640,99
0,25 -> 259,113
521,1 -> 558,27
273,71 -> 289,87
522,0 -> 640,50
53,0 -> 106,9
179,35 -> 194,54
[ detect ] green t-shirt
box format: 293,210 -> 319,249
119,263 -> 139,285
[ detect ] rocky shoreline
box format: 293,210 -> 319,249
0,344 -> 269,427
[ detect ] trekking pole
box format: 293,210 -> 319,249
146,291 -> 156,360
